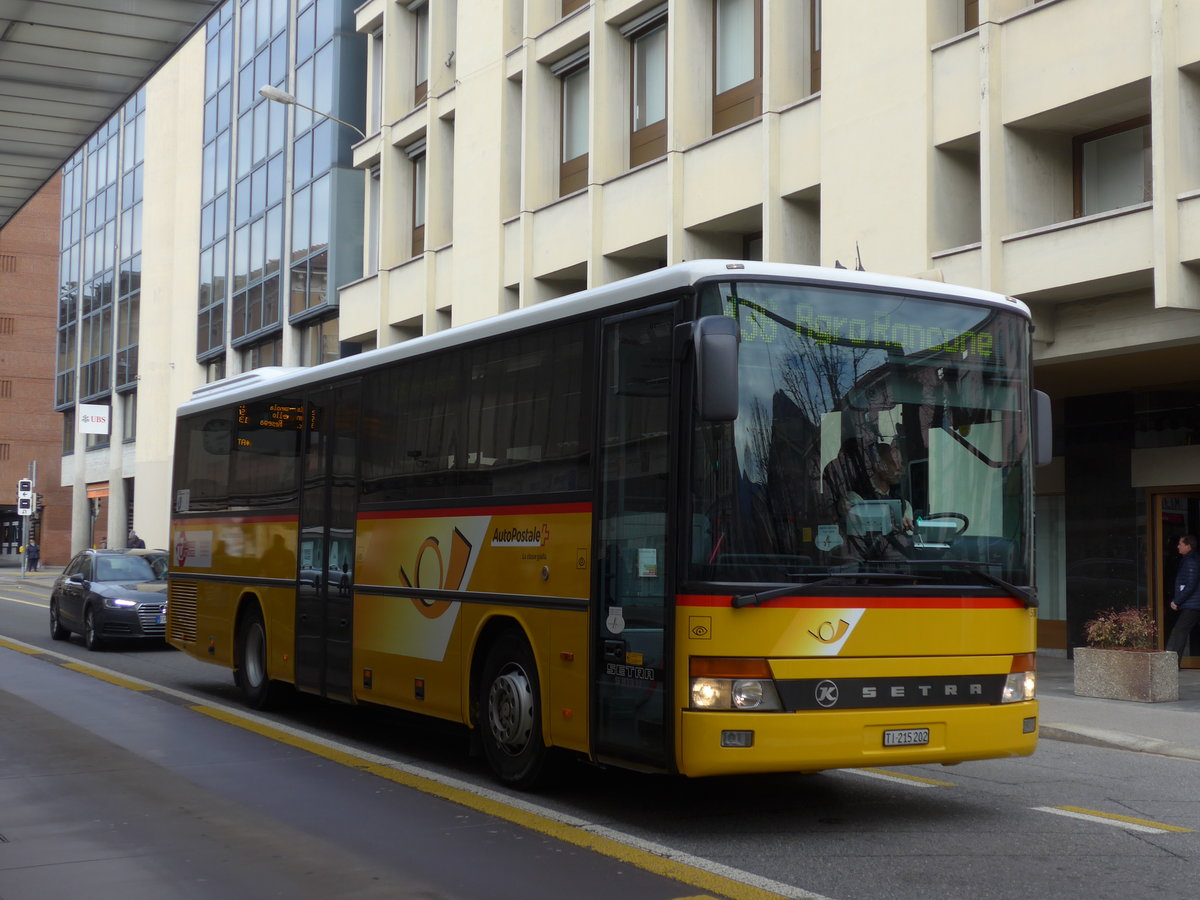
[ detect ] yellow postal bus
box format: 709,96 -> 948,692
168,260 -> 1046,787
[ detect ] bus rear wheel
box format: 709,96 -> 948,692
234,605 -> 279,709
479,630 -> 551,789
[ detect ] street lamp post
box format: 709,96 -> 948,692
258,85 -> 367,140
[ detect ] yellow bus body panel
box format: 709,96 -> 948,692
169,518 -> 298,683
172,507 -> 591,754
675,599 -> 1038,776
679,703 -> 1037,777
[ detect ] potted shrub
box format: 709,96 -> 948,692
1073,607 -> 1179,702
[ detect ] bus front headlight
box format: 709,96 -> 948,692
690,676 -> 782,711
1001,653 -> 1037,702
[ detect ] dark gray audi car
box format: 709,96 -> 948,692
50,548 -> 168,650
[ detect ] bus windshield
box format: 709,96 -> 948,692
691,279 -> 1034,589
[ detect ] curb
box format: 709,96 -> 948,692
1040,723 -> 1200,762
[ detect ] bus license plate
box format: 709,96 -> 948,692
883,728 -> 930,747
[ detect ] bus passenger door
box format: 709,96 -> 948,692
593,306 -> 677,770
296,381 -> 360,702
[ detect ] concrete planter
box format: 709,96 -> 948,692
1072,647 -> 1179,703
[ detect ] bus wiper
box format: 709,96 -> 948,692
905,560 -> 1037,608
732,571 -> 936,608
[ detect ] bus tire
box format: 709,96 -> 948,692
479,630 -> 551,789
234,605 -> 279,709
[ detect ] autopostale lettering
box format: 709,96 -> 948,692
776,674 -> 1007,711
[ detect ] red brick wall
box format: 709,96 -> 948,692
0,175 -> 73,567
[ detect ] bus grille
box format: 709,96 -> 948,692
168,581 -> 198,643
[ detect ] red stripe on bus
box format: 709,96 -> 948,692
678,594 -> 1023,609
359,502 -> 592,519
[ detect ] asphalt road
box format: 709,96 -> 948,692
2,574 -> 1198,900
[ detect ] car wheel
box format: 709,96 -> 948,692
83,606 -> 103,651
234,605 -> 279,709
479,630 -> 553,789
49,598 -> 70,641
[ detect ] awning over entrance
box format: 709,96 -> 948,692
0,0 -> 221,230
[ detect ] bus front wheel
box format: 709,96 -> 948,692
479,631 -> 550,789
234,606 -> 279,709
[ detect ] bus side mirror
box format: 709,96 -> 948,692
695,316 -> 739,422
1034,390 -> 1052,467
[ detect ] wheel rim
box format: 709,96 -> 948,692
243,622 -> 266,687
50,602 -> 58,628
85,610 -> 95,643
487,663 -> 535,756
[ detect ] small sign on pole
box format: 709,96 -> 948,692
16,478 -> 33,516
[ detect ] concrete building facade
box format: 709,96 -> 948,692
49,0 -> 1200,658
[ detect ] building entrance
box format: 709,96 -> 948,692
1152,491 -> 1200,669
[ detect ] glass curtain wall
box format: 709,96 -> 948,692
55,91 -> 146,450
232,0 -> 289,356
199,4 -> 235,376
201,0 -> 363,374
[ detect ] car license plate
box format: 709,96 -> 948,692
156,613 -> 167,625
883,728 -> 930,747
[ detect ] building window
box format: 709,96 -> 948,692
562,0 -> 587,16
712,0 -> 762,134
810,0 -> 821,93
121,390 -> 137,442
554,51 -> 589,196
964,0 -> 979,31
367,165 -> 381,274
369,28 -> 384,132
299,316 -> 340,366
1073,117 -> 1152,218
240,336 -> 283,370
407,140 -> 426,256
625,6 -> 667,167
412,1 -> 429,106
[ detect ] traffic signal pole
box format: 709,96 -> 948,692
16,463 -> 35,577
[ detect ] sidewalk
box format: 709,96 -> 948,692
3,563 -> 1198,762
1036,653 -> 1200,762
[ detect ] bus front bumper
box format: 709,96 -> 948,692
678,701 -> 1038,777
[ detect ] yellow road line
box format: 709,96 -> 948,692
0,635 -> 45,655
192,704 -> 824,900
4,635 -> 820,898
61,662 -> 155,691
852,767 -> 955,788
1036,805 -> 1192,834
0,594 -> 48,608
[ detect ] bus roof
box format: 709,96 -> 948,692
179,260 -> 1029,416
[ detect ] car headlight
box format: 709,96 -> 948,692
104,597 -> 139,609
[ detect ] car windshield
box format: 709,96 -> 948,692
690,279 -> 1034,588
140,554 -> 169,580
96,556 -> 158,583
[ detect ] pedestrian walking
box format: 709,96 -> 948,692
128,530 -> 146,549
25,540 -> 40,572
1165,534 -> 1200,666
